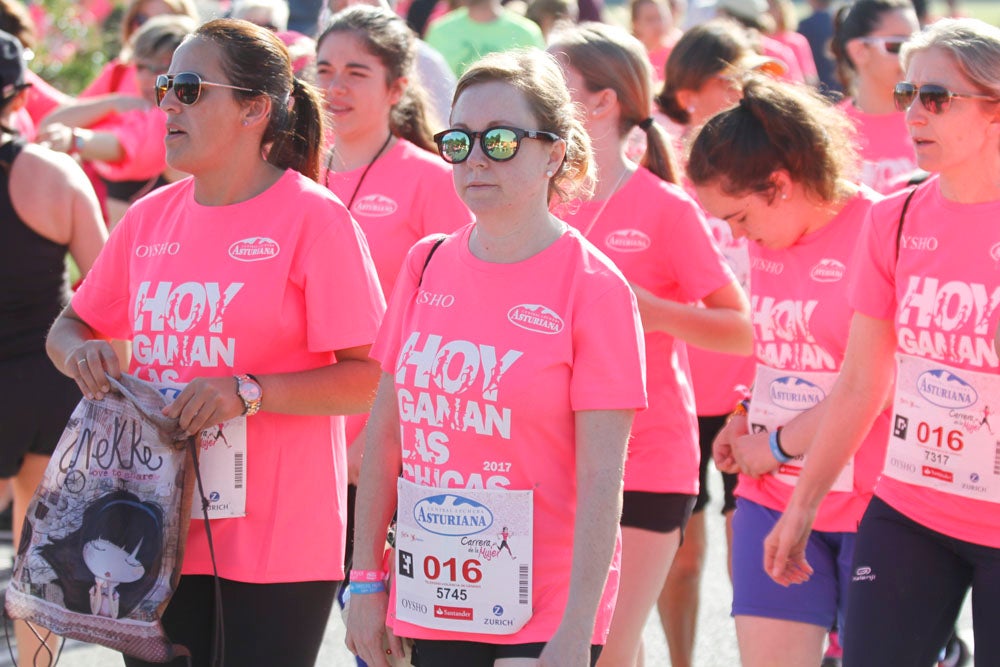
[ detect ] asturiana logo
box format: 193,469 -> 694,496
605,229 -> 651,252
769,377 -> 826,411
353,194 -> 398,217
916,369 -> 978,409
414,494 -> 493,537
507,304 -> 564,335
229,237 -> 279,262
810,258 -> 846,282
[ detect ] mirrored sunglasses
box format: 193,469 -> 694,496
155,72 -> 256,106
433,126 -> 561,164
893,81 -> 998,114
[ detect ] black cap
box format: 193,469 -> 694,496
0,30 -> 28,102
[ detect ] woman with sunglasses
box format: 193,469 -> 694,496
765,18 -> 1000,666
346,48 -> 646,667
831,0 -> 920,194
547,23 -> 752,667
686,75 -> 887,667
46,19 -> 386,666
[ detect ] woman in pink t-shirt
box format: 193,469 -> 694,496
548,23 -> 752,667
766,18 -> 1000,666
687,76 -> 887,667
830,0 -> 921,194
347,49 -> 647,667
629,0 -> 681,82
46,20 -> 386,666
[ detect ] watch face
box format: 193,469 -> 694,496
240,380 -> 262,401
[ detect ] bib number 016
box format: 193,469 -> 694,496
423,556 -> 483,583
915,421 -> 964,451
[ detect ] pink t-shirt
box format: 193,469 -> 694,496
324,139 -> 473,447
322,139 -> 473,300
80,60 -> 140,98
557,167 -> 735,494
25,70 -> 69,128
686,210 -> 756,417
91,107 -> 167,183
771,30 -> 818,82
738,188 -> 890,533
372,226 -> 647,644
840,101 -> 917,195
849,177 -> 1000,547
71,170 -> 387,582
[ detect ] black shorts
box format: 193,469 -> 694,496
0,351 -> 80,477
694,414 -> 738,514
620,491 -> 696,534
413,639 -> 602,666
122,576 -> 337,667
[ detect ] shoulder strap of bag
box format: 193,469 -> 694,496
895,187 -> 918,263
417,235 -> 447,287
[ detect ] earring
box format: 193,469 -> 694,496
242,120 -> 249,127
686,106 -> 695,114
545,170 -> 554,178
781,192 -> 788,200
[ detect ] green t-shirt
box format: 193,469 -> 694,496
425,8 -> 546,76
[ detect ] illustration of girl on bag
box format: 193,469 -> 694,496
41,490 -> 164,619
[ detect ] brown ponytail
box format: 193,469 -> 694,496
267,78 -> 325,181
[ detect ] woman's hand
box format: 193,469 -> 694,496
345,591 -> 402,667
37,123 -> 78,154
712,413 -> 747,474
731,431 -> 782,478
162,376 -> 246,436
65,340 -> 122,400
763,503 -> 817,587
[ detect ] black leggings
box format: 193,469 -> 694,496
122,576 -> 337,667
844,496 -> 1000,666
412,640 -> 602,666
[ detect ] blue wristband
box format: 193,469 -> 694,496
348,580 -> 386,595
769,428 -> 793,464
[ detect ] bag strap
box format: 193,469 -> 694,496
895,187 -> 918,263
417,235 -> 447,287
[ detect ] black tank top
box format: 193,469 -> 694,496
0,137 -> 72,359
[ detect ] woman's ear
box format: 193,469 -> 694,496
241,93 -> 272,129
387,76 -> 407,108
590,87 -> 620,121
844,38 -> 869,71
768,169 -> 792,203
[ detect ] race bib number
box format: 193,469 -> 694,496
886,354 -> 1000,503
154,383 -> 247,520
394,478 -> 532,634
749,365 -> 854,493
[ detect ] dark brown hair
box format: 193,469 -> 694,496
655,19 -> 753,125
687,75 -> 857,202
550,22 -> 679,183
318,6 -> 435,152
196,19 -> 325,181
0,0 -> 35,50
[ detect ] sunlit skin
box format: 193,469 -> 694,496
902,47 -> 1000,200
314,30 -> 402,147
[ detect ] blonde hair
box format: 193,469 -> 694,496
121,0 -> 199,55
902,18 -> 1000,102
454,48 -> 595,203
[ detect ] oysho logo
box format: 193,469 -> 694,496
916,369 -> 978,409
413,494 -> 493,536
400,598 -> 428,614
901,235 -> 939,251
769,376 -> 826,411
810,258 -> 846,283
135,242 -> 180,258
229,237 -> 280,262
508,305 -> 564,335
751,256 -> 784,275
605,229 -> 651,252
353,193 -> 398,217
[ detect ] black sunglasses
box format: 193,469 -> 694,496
433,126 -> 561,164
893,81 -> 998,114
155,72 -> 256,106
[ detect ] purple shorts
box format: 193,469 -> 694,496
731,498 -> 856,630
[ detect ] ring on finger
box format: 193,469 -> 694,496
77,359 -> 88,366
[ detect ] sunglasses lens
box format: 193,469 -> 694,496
155,74 -> 169,105
893,83 -> 917,112
885,41 -> 903,54
919,85 -> 951,114
437,130 -> 471,163
483,128 -> 519,160
173,73 -> 201,105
